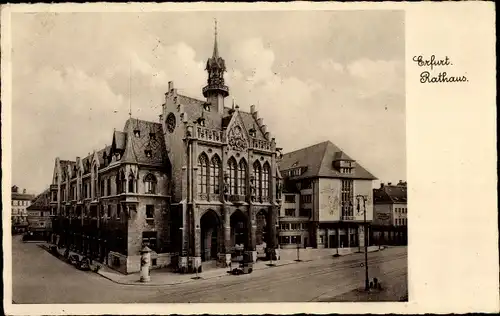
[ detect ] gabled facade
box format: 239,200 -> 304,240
278,141 -> 377,250
26,188 -> 52,238
50,119 -> 172,274
160,25 -> 282,272
11,185 -> 35,233
47,23 -> 282,274
371,181 -> 408,245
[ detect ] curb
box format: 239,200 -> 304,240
96,258 -> 314,287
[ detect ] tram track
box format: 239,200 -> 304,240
151,251 -> 407,302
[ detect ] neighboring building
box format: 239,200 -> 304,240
26,188 -> 53,239
371,181 -> 408,245
12,185 -> 35,234
48,24 -> 282,274
50,119 -> 171,274
278,141 -> 377,250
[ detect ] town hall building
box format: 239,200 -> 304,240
49,25 -> 283,274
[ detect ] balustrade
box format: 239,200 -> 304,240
195,127 -> 224,143
250,138 -> 272,151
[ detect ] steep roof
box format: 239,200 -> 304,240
27,189 -> 51,211
113,131 -> 126,151
121,118 -> 169,167
97,145 -> 112,169
374,184 -> 407,204
177,93 -> 268,140
279,141 -> 376,180
12,192 -> 36,201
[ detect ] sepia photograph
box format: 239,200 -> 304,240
10,8 -> 406,305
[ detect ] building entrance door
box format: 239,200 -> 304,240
200,210 -> 220,262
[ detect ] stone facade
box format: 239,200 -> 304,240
47,24 -> 283,274
278,141 -> 377,251
50,119 -> 172,274
11,185 -> 35,233
161,27 -> 282,273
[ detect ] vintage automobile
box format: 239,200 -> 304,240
231,251 -> 253,275
77,257 -> 92,271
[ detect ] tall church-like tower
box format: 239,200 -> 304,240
202,20 -> 229,114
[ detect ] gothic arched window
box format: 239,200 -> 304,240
253,161 -> 262,198
227,157 -> 237,195
128,174 -> 136,193
262,162 -> 270,200
198,154 -> 209,197
238,159 -> 247,196
117,170 -> 126,194
210,155 -> 221,194
93,165 -> 99,198
144,173 -> 157,194
116,172 -> 121,194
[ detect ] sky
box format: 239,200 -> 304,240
10,10 -> 406,194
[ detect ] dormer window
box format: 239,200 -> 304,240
203,102 -> 211,111
198,117 -> 206,126
334,160 -> 356,174
249,128 -> 256,138
134,129 -> 141,138
145,149 -> 152,158
149,132 -> 156,141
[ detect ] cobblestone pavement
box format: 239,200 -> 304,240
12,235 -> 407,303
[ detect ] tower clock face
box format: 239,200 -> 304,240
166,113 -> 176,133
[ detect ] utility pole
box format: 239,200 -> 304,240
357,194 -> 369,291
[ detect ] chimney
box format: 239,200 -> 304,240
159,114 -> 163,122
250,104 -> 255,113
261,125 -> 267,134
388,182 -> 392,186
168,81 -> 174,92
257,118 -> 263,126
23,189 -> 27,194
380,183 -> 384,188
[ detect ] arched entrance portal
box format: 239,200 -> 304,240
256,209 -> 268,246
200,210 -> 220,262
230,210 -> 248,249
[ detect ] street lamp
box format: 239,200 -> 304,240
356,194 -> 369,291
295,241 -> 302,262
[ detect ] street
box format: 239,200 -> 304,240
12,236 -> 407,303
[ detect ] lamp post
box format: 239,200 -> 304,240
356,194 -> 369,291
295,241 -> 302,262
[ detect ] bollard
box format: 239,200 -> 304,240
140,246 -> 152,283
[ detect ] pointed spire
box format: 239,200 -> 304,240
213,18 -> 219,58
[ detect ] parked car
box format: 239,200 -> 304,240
231,252 -> 253,275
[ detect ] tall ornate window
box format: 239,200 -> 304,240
227,158 -> 237,195
238,159 -> 247,196
144,173 -> 157,194
253,161 -> 262,198
107,178 -> 111,196
128,174 -> 136,193
262,162 -> 270,200
341,179 -> 354,217
116,172 -> 121,194
93,165 -> 99,198
198,154 -> 209,197
116,170 -> 126,194
210,155 -> 221,194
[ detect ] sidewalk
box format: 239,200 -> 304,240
97,258 -> 309,286
39,242 -> 391,287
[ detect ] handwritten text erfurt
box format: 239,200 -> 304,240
412,55 -> 468,83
